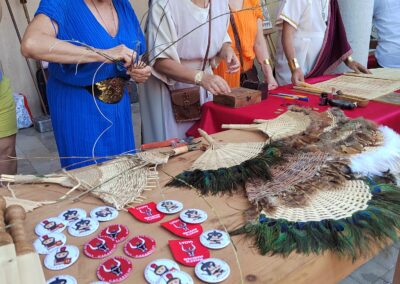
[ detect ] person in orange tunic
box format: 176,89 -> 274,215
214,0 -> 278,90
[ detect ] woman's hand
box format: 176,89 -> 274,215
200,73 -> 231,95
261,64 -> 278,90
104,44 -> 137,68
127,65 -> 152,83
219,44 -> 240,74
291,68 -> 305,86
345,59 -> 371,74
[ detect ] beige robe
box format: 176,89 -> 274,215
275,0 -> 329,85
139,0 -> 230,143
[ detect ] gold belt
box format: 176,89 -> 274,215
85,77 -> 128,104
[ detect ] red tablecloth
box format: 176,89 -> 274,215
187,75 -> 400,137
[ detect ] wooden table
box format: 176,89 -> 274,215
1,130 -> 382,284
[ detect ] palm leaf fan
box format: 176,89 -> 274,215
166,129 -> 282,195
231,180 -> 400,260
222,109 -> 313,141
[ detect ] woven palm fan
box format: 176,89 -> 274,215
167,129 -> 282,195
221,110 -> 312,141
232,180 -> 400,259
0,152 -> 169,210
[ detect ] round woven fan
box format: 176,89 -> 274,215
222,111 -> 311,141
167,129 -> 282,195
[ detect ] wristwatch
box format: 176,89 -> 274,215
194,71 -> 204,85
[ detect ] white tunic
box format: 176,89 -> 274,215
275,0 -> 329,85
139,0 -> 230,143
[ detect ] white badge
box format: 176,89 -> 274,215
144,259 -> 180,284
200,230 -> 230,250
58,208 -> 87,225
44,245 -> 80,271
157,270 -> 193,284
68,218 -> 99,237
34,232 -> 67,254
195,258 -> 230,283
35,217 -> 68,236
156,200 -> 183,214
180,209 -> 208,224
46,275 -> 77,284
90,206 -> 119,222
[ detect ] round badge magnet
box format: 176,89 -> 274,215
44,245 -> 80,271
35,217 -> 68,236
156,200 -> 183,214
90,206 -> 119,222
68,217 -> 99,237
58,208 -> 87,225
84,236 -> 117,259
46,275 -> 77,284
194,258 -> 231,283
99,224 -> 129,244
97,256 -> 132,283
157,270 -> 193,284
200,230 -> 230,250
34,232 -> 67,254
144,259 -> 180,284
180,209 -> 208,224
124,235 -> 156,259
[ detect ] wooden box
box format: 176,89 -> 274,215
213,87 -> 261,108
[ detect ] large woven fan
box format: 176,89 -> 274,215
221,110 -> 313,141
1,152 -> 169,210
167,129 -> 282,195
232,180 -> 400,259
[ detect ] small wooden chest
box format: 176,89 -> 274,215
213,87 -> 262,108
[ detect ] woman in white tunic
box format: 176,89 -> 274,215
140,0 -> 239,143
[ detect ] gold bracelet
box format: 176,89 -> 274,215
346,56 -> 354,63
288,58 -> 300,73
194,71 -> 204,85
262,58 -> 271,66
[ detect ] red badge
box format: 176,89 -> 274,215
161,218 -> 203,239
128,202 -> 165,223
124,235 -> 156,258
99,224 -> 129,244
97,256 -> 132,283
84,236 -> 117,259
168,239 -> 210,267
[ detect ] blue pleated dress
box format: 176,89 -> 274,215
35,0 -> 145,170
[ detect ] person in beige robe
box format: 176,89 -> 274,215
140,0 -> 239,143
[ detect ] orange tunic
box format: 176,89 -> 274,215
213,0 -> 263,88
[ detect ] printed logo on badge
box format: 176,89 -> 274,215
128,202 -> 165,223
34,232 -> 67,255
124,235 -> 156,258
161,218 -> 203,239
156,200 -> 183,214
44,245 -> 80,271
97,256 -> 132,283
84,236 -> 117,259
180,209 -> 208,224
144,259 -> 180,284
194,258 -> 231,283
158,270 -> 194,284
200,230 -> 230,250
46,275 -> 77,284
58,208 -> 87,225
99,224 -> 129,244
68,217 -> 99,237
35,217 -> 68,236
90,206 -> 119,222
168,239 -> 210,267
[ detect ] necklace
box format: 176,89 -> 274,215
91,0 -> 117,37
320,0 -> 328,21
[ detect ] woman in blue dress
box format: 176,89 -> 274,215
22,0 -> 151,170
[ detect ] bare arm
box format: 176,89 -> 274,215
281,21 -> 304,85
21,14 -> 136,67
253,19 -> 278,89
154,58 -> 231,95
